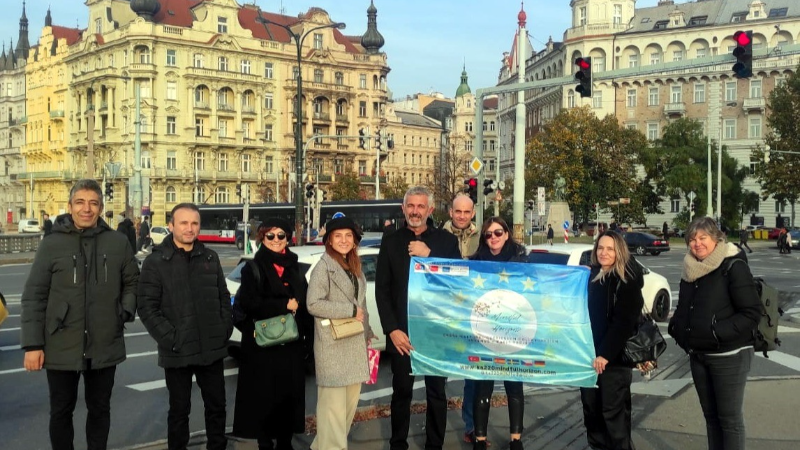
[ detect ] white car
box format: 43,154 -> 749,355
525,244 -> 673,322
150,226 -> 169,245
18,219 -> 40,233
226,246 -> 385,353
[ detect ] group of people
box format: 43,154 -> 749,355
20,180 -> 763,450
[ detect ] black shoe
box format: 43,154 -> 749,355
510,439 -> 523,450
258,438 -> 275,450
473,439 -> 488,450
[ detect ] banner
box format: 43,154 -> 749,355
408,257 -> 597,388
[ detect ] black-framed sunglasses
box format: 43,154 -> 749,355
484,229 -> 505,239
265,232 -> 287,241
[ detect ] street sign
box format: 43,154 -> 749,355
608,201 -> 619,206
619,198 -> 631,204
563,220 -> 570,230
469,157 -> 484,174
537,187 -> 545,203
498,181 -> 506,190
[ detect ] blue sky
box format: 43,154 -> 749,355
2,0 -> 662,98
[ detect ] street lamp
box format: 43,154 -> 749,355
257,10 -> 345,243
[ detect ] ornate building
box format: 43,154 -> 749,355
497,0 -> 800,227
17,0 -> 389,225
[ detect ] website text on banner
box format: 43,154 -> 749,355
407,257 -> 597,388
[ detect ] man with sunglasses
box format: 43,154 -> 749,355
137,203 -> 233,450
376,186 -> 461,450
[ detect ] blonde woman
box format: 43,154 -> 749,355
580,231 -> 644,450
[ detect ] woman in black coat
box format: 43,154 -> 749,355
469,217 -> 528,450
580,231 -> 644,450
231,218 -> 312,450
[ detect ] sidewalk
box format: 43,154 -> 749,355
120,376 -> 800,450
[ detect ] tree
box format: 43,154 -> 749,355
430,134 -> 472,213
382,176 -> 409,200
752,63 -> 800,226
328,172 -> 361,201
526,106 -> 646,226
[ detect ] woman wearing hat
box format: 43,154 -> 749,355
232,218 -> 312,450
306,217 -> 373,450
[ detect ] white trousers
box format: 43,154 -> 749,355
310,383 -> 362,450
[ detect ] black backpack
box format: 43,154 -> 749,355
232,260 -> 260,331
723,259 -> 783,357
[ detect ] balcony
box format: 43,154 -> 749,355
128,63 -> 157,75
50,110 -> 65,120
217,103 -> 235,113
359,175 -> 388,183
185,67 -> 262,83
663,102 -> 686,117
194,102 -> 210,110
312,111 -> 330,121
335,114 -> 349,123
242,105 -> 256,114
285,79 -> 353,94
743,97 -> 766,112
17,171 -> 63,180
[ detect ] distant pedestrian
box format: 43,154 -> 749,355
137,216 -> 151,253
669,217 -> 761,450
42,213 -> 53,236
137,203 -> 232,450
21,179 -> 139,450
546,224 -> 554,245
117,215 -> 137,251
662,221 -> 669,240
738,227 -> 753,253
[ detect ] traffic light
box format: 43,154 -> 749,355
732,30 -> 753,78
465,178 -> 478,203
236,184 -> 242,199
359,128 -> 367,150
574,57 -> 592,98
375,131 -> 383,151
105,182 -> 114,201
483,179 -> 495,196
691,202 -> 696,212
305,183 -> 315,198
317,189 -> 327,203
387,138 -> 394,150
526,200 -> 534,211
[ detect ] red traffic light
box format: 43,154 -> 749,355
466,178 -> 478,189
734,31 -> 751,46
575,58 -> 591,70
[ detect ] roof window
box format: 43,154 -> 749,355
688,16 -> 707,26
768,8 -> 788,18
653,20 -> 669,30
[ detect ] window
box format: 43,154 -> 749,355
166,81 -> 177,100
696,48 -> 706,59
647,123 -> 659,141
313,33 -> 323,49
358,160 -> 366,175
195,151 -> 205,170
768,8 -> 788,18
193,53 -> 204,68
264,93 -> 273,110
775,200 -> 787,213
465,122 -> 473,132
242,121 -> 251,139
725,81 -> 737,102
333,158 -> 343,174
579,6 -> 587,25
218,119 -> 228,138
195,87 -> 207,105
490,121 -> 495,131
167,151 -> 177,170
359,74 -> 367,89
195,118 -> 205,137
166,49 -> 177,66
359,101 -> 367,117
335,101 -> 345,116
613,4 -> 622,25
672,50 -> 683,62
95,18 -> 102,34
138,80 -> 151,98
137,47 -> 151,64
731,12 -> 747,23
314,69 -> 323,83
750,79 -> 762,98
592,91 -> 602,109
650,53 -> 661,65
264,124 -> 273,141
724,119 -> 736,139
628,54 -> 639,68
215,187 -> 229,204
241,154 -> 251,172
465,141 -> 473,152
241,60 -> 251,74
195,186 -> 205,203
141,151 -> 151,169
688,16 -> 707,26
594,57 -> 605,72
264,62 -> 273,78
166,116 -> 176,134
648,87 -> 659,106
166,187 -> 177,203
626,89 -> 637,108
749,157 -> 758,175
567,90 -> 575,108
218,56 -> 228,71
749,117 -> 762,138
265,156 -> 274,174
670,85 -> 682,103
626,123 -> 638,130
694,84 -> 706,103
670,199 -> 680,213
218,17 -> 228,33
335,72 -> 344,85
218,153 -> 228,171
653,20 -> 669,30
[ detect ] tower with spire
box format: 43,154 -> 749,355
361,0 -> 385,54
455,65 -> 471,98
15,0 -> 30,61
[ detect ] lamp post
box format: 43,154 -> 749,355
257,11 -> 345,243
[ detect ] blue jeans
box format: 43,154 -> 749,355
690,348 -> 753,450
462,379 -> 476,433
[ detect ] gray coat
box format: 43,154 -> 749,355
307,252 -> 372,387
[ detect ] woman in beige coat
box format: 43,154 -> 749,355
307,217 -> 373,450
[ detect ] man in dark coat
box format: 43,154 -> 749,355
42,213 -> 53,236
137,216 -> 151,253
21,179 -> 139,450
117,215 -> 137,251
376,186 -> 460,450
738,226 -> 753,253
547,224 -> 554,245
137,203 -> 232,450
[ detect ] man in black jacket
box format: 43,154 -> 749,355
376,186 -> 460,450
21,179 -> 139,450
137,203 -> 232,450
117,214 -> 137,251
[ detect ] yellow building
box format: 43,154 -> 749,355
23,0 -> 389,225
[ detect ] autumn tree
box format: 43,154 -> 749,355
428,134 -> 473,214
382,176 -> 409,200
328,172 -> 362,201
526,106 -> 647,226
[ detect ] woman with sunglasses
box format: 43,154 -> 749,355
469,217 -> 528,450
232,218 -> 312,450
580,231 -> 644,450
306,217 -> 374,450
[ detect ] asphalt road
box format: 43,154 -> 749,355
1,242 -> 799,449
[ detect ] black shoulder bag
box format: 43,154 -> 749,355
612,280 -> 668,367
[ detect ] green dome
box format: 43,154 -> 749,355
455,66 -> 471,97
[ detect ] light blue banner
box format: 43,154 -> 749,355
408,257 -> 597,388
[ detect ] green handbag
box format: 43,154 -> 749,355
253,313 -> 299,347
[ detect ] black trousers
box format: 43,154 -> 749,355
164,358 -> 227,450
46,365 -> 117,450
473,380 -> 524,437
580,365 -> 635,450
389,353 -> 447,450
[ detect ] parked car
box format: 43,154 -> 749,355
149,226 -> 169,245
18,219 -> 40,233
769,228 -> 783,240
225,245 -> 385,355
788,230 -> 800,249
525,244 -> 673,322
622,232 -> 670,256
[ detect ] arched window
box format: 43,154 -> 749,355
166,186 -> 177,203
215,187 -> 229,204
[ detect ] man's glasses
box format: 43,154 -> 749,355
265,232 -> 287,241
484,229 -> 505,239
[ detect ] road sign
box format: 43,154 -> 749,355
469,157 -> 484,174
608,201 -> 619,206
619,198 -> 631,204
563,220 -> 570,230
